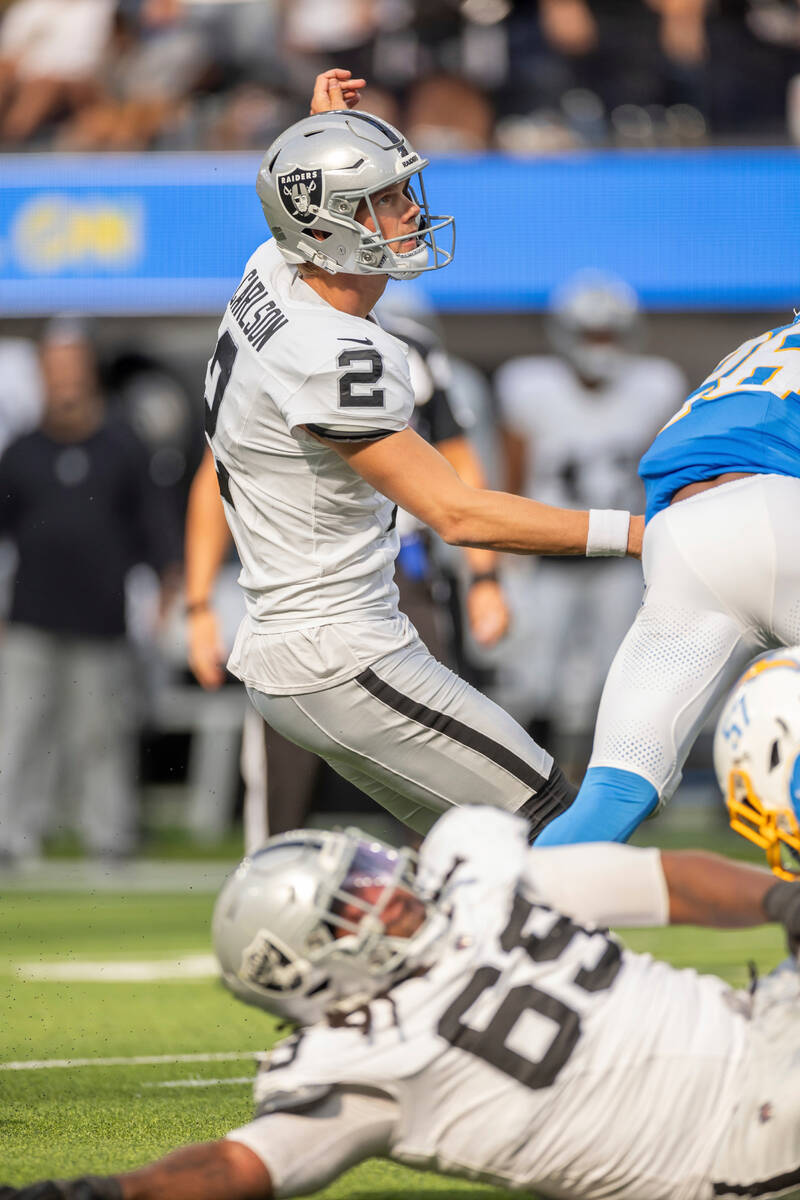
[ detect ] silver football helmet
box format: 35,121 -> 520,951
212,827 -> 441,1025
256,109 -> 455,280
547,270 -> 641,385
714,648 -> 800,880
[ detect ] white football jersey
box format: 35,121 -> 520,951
243,808 -> 749,1200
495,354 -> 686,510
205,239 -> 417,691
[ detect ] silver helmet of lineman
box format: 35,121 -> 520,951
547,270 -> 641,385
714,648 -> 800,881
256,109 -> 455,281
212,827 -> 439,1025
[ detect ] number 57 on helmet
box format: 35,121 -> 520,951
714,648 -> 800,880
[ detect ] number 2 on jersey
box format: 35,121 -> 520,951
438,894 -> 621,1090
338,347 -> 385,408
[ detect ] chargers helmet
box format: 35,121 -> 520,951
256,109 -> 455,281
714,648 -> 800,879
547,270 -> 641,385
212,827 -> 441,1025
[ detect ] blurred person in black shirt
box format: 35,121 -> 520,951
0,316 -> 180,867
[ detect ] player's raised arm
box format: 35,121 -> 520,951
324,425 -> 643,558
309,68 -> 367,115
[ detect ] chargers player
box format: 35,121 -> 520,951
187,70 -> 643,840
536,316 -> 800,845
9,803 -> 800,1200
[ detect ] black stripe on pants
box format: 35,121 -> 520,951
354,666 -> 548,794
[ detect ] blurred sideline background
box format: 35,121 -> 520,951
1,0 -> 799,862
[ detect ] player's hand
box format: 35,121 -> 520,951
627,514 -> 644,559
466,578 -> 511,647
187,607 -> 226,690
310,68 -> 367,116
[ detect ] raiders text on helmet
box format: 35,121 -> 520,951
256,110 -> 455,281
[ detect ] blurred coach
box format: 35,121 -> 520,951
0,317 -> 180,866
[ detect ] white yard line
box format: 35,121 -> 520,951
0,1051 -> 260,1071
144,1077 -> 253,1089
16,954 -> 219,982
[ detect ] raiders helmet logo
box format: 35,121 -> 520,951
277,168 -> 323,225
240,931 -> 305,993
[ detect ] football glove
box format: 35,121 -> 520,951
0,1180 -> 121,1200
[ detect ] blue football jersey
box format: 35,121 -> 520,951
639,315 -> 800,520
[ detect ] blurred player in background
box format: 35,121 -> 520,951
186,68 -> 642,842
536,314 -> 800,846
714,647 -> 800,880
495,271 -> 685,771
10,801 -> 800,1200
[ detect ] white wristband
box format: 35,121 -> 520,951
586,509 -> 631,557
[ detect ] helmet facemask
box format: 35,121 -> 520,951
213,829 -> 439,1025
346,172 -> 455,280
725,762 -> 800,880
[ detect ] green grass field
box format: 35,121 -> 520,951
0,841 -> 786,1197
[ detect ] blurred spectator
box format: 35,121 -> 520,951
405,72 -> 494,151
0,0 -> 114,144
202,81 -> 294,151
280,0 -> 381,90
1,0 -> 797,149
58,0 -> 214,150
705,0 -> 800,138
531,0 -> 708,122
0,316 -> 181,867
493,271 -> 686,773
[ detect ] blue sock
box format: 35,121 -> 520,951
533,766 -> 659,845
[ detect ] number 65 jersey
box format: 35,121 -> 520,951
232,809 -> 754,1200
203,238 -> 416,691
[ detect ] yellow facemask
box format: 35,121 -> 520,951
725,767 -> 800,881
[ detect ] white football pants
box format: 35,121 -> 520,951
590,473 -> 800,801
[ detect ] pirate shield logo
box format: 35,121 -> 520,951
277,168 -> 323,225
240,931 -> 305,993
